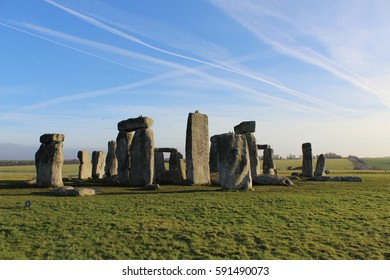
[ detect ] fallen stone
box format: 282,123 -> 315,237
51,186 -> 77,196
117,116 -> 154,132
40,133 -> 65,144
185,111 -> 210,185
253,175 -> 294,186
77,188 -> 96,196
234,121 -> 255,134
216,133 -> 252,191
309,176 -> 362,182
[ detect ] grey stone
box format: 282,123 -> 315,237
92,151 -> 106,179
209,138 -> 218,173
35,140 -> 64,188
117,116 -> 154,132
263,148 -> 276,175
130,128 -> 154,186
39,133 -> 65,144
302,142 -> 313,177
309,176 -> 362,182
234,121 -> 255,134
244,132 -> 260,177
253,175 -> 294,186
216,133 -> 252,191
77,150 -> 92,180
168,152 -> 186,184
155,148 -> 178,153
77,188 -> 96,196
154,149 -> 166,182
257,144 -> 270,150
314,154 -> 326,176
105,140 -> 118,177
116,131 -> 133,185
185,112 -> 210,185
141,184 -> 160,190
51,186 -> 77,196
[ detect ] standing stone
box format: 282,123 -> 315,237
92,151 -> 106,179
105,140 -> 118,177
263,148 -> 276,175
244,132 -> 260,177
169,151 -> 186,184
154,149 -> 166,182
116,131 -> 133,185
209,136 -> 218,173
35,134 -> 64,188
130,128 -> 154,186
302,142 -> 313,177
314,154 -> 326,176
185,111 -> 210,185
216,133 -> 252,191
77,150 -> 92,180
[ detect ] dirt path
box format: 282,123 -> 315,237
347,156 -> 374,170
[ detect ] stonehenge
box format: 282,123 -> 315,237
32,113 -> 362,192
185,111 -> 210,185
35,133 -> 64,188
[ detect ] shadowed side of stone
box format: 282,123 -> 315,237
116,131 -> 133,185
117,116 -> 154,132
234,121 -> 255,134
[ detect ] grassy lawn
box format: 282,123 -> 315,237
266,159 -> 355,171
361,158 -> 390,170
0,168 -> 389,260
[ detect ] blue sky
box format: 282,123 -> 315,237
1,0 -> 390,159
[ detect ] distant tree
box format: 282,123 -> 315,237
323,152 -> 342,159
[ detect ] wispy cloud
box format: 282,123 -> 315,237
210,0 -> 390,108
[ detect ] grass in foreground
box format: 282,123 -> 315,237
0,171 -> 389,260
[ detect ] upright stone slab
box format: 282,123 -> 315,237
117,116 -> 154,132
234,121 -> 255,134
154,149 -> 166,182
244,132 -> 260,177
314,154 -> 326,176
77,150 -> 92,180
185,111 -> 210,185
130,128 -> 154,186
169,151 -> 186,184
209,136 -> 218,173
302,142 -> 313,177
216,133 -> 252,191
105,140 -> 117,177
263,148 -> 276,175
116,131 -> 133,185
92,151 -> 106,179
35,134 -> 64,187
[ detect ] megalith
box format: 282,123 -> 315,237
116,131 -> 133,185
130,128 -> 154,186
77,150 -> 92,180
168,151 -> 186,184
154,149 -> 166,182
244,132 -> 260,177
105,140 -> 118,177
209,136 -> 218,173
35,133 -> 64,187
92,151 -> 106,179
302,142 -> 313,177
263,148 -> 276,175
216,133 -> 252,191
234,121 -> 255,134
185,111 -> 210,185
117,116 -> 154,132
314,154 -> 326,176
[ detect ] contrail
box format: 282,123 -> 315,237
44,0 -> 346,111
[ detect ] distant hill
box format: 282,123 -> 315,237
0,142 -> 82,160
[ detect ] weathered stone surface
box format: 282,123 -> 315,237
263,148 -> 276,175
117,116 -> 154,132
216,133 -> 252,191
168,152 -> 186,184
77,188 -> 96,196
51,186 -> 96,196
234,121 -> 255,134
77,150 -> 92,180
309,176 -> 362,182
35,141 -> 64,188
244,132 -> 260,177
185,112 -> 210,185
314,154 -> 326,176
209,137 -> 218,173
116,131 -> 133,185
253,175 -> 294,186
105,140 -> 118,177
302,142 -> 313,177
141,184 -> 160,190
155,147 -> 178,153
92,151 -> 106,179
39,133 -> 65,144
257,144 -> 270,150
130,128 -> 154,186
154,150 -> 166,182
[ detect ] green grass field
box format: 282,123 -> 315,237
361,158 -> 390,170
0,163 -> 389,260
